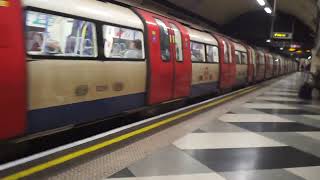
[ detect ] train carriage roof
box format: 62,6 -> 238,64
232,42 -> 247,52
186,27 -> 218,46
23,0 -> 144,30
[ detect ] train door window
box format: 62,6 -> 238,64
241,52 -> 248,64
25,10 -> 97,57
103,25 -> 144,59
235,51 -> 241,64
190,41 -> 205,62
222,40 -> 230,63
155,18 -> 170,61
252,51 -> 256,65
170,23 -> 183,61
206,45 -> 219,63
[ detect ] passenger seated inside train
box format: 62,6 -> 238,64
123,40 -> 143,59
103,25 -> 144,59
26,11 -> 96,57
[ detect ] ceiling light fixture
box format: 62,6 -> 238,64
264,7 -> 272,14
256,0 -> 266,6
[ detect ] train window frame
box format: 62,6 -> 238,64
154,18 -> 171,62
24,6 -> 146,62
190,40 -> 219,64
25,9 -> 98,60
205,45 -> 220,64
190,41 -> 206,63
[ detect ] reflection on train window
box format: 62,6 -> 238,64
190,41 -> 205,62
25,11 -> 97,57
206,45 -> 219,63
103,25 -> 144,59
170,23 -> 183,61
155,18 -> 170,61
235,51 -> 241,64
241,52 -> 248,64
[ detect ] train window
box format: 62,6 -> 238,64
241,52 -> 248,64
25,11 -> 97,57
155,19 -> 170,61
190,41 -> 205,62
269,57 -> 273,65
259,54 -> 265,64
206,45 -> 219,63
103,25 -> 144,59
170,23 -> 183,61
235,51 -> 241,64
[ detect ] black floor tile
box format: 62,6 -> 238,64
254,108 -> 319,115
108,168 -> 135,178
185,147 -> 320,172
264,100 -> 312,105
230,122 -> 320,132
227,111 -> 236,114
193,129 -> 207,133
261,95 -> 298,98
272,90 -> 299,93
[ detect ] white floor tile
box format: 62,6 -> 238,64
243,103 -> 299,109
173,132 -> 286,150
303,115 -> 320,121
107,173 -> 226,180
285,166 -> 320,180
219,114 -> 293,122
256,96 -> 303,102
264,92 -> 297,96
304,105 -> 320,110
296,132 -> 320,141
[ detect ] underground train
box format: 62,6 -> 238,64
0,0 -> 298,141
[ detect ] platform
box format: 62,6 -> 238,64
107,73 -> 320,180
1,73 -> 320,180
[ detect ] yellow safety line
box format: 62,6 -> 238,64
2,86 -> 258,180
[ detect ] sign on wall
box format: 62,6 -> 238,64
272,32 -> 293,40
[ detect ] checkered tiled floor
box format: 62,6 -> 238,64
107,74 -> 320,180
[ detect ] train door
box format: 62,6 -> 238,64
0,0 -> 26,140
167,21 -> 192,99
246,46 -> 254,83
264,53 -> 271,79
135,9 -> 191,105
214,35 -> 236,91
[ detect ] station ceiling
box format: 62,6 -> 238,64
112,0 -> 319,57
164,0 -> 318,32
